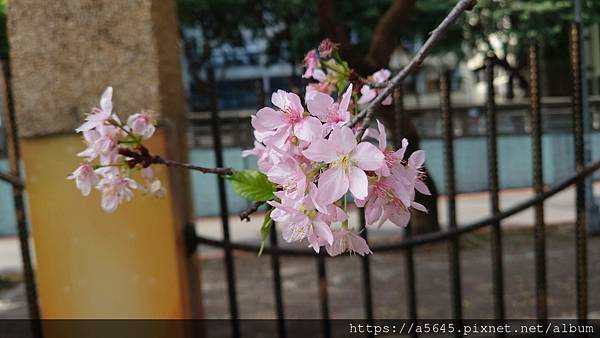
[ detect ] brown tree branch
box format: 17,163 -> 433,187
118,146 -> 236,176
240,201 -> 265,222
347,0 -> 478,136
158,158 -> 235,176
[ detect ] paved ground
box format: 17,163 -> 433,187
1,184 -> 599,320
198,225 -> 600,320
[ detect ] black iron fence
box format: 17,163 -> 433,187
0,21 -> 599,338
186,96 -> 600,150
184,23 -> 600,338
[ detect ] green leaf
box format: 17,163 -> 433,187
258,209 -> 273,256
228,170 -> 276,202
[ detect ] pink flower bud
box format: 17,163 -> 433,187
127,112 -> 156,140
318,39 -> 338,58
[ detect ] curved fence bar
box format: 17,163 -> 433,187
0,171 -> 24,189
193,159 -> 600,256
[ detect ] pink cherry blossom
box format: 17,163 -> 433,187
127,112 -> 156,140
356,175 -> 414,228
303,126 -> 385,204
242,141 -> 276,173
251,90 -> 322,147
70,86 -> 165,213
147,179 -> 166,198
394,148 -> 431,198
306,69 -> 335,95
306,84 -> 353,133
358,69 -> 393,106
302,49 -> 319,79
138,167 -> 166,198
307,82 -> 333,95
76,86 -> 115,132
76,129 -> 100,161
266,155 -> 307,200
78,124 -> 120,165
369,120 -> 408,176
325,228 -> 372,256
67,162 -> 99,196
269,188 -> 346,253
97,175 -> 138,213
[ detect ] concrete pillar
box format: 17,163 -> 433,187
7,0 -> 200,320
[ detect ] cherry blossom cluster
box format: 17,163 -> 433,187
243,41 -> 430,256
69,41 -> 430,257
303,39 -> 393,108
68,87 -> 164,212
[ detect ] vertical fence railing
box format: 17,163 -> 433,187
194,23 -> 597,335
359,209 -> 374,338
569,22 -> 588,321
485,55 -> 506,320
207,67 -> 240,338
528,42 -> 548,320
316,255 -> 331,338
0,62 -> 43,338
393,87 -> 418,335
256,84 -> 288,338
269,228 -> 286,338
440,70 -> 463,323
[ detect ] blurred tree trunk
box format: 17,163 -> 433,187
315,0 -> 440,234
316,0 -> 416,75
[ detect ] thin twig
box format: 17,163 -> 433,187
346,0 -> 478,136
119,146 -> 236,176
159,158 -> 236,176
240,201 -> 265,222
354,108 -> 375,138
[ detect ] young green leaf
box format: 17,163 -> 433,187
228,170 -> 276,202
258,209 -> 273,256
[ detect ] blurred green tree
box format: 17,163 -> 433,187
0,0 -> 7,60
177,0 -> 600,97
